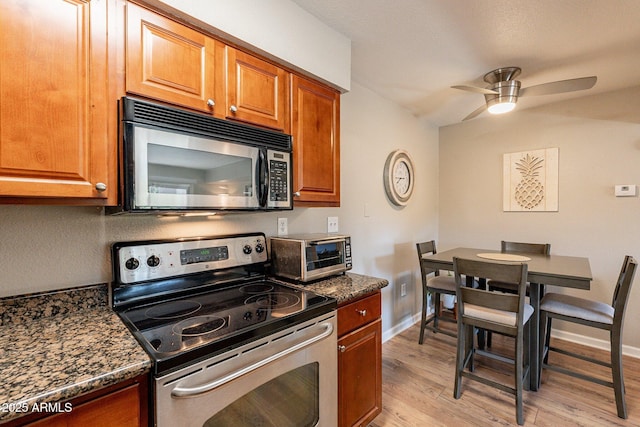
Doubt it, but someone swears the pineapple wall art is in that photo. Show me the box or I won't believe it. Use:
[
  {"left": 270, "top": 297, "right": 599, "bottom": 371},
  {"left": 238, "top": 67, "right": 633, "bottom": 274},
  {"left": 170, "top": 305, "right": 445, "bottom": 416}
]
[{"left": 503, "top": 148, "right": 558, "bottom": 212}]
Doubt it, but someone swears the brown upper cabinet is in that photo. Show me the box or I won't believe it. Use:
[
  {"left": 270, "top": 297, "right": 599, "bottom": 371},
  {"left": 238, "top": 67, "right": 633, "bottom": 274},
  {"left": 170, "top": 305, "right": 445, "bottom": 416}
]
[
  {"left": 0, "top": 0, "right": 116, "bottom": 203},
  {"left": 223, "top": 47, "right": 290, "bottom": 132},
  {"left": 291, "top": 75, "right": 341, "bottom": 206},
  {"left": 125, "top": 2, "right": 222, "bottom": 116}
]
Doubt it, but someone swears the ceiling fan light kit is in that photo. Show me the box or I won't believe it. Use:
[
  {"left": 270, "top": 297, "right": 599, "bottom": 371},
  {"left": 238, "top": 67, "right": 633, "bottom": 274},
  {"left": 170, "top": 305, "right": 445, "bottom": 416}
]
[{"left": 452, "top": 66, "right": 597, "bottom": 121}]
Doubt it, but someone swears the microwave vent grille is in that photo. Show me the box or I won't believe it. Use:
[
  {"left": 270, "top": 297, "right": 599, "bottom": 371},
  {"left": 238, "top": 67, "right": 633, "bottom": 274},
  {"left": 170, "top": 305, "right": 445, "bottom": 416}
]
[{"left": 123, "top": 97, "right": 291, "bottom": 151}]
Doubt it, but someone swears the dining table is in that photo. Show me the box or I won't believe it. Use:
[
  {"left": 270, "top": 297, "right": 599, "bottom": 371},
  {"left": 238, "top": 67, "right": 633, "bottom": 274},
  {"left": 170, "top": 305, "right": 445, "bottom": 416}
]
[{"left": 421, "top": 247, "right": 593, "bottom": 391}]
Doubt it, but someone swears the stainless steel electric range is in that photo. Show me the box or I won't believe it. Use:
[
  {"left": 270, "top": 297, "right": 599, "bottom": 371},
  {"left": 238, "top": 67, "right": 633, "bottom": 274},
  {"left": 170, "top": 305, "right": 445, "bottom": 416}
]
[{"left": 111, "top": 233, "right": 338, "bottom": 427}]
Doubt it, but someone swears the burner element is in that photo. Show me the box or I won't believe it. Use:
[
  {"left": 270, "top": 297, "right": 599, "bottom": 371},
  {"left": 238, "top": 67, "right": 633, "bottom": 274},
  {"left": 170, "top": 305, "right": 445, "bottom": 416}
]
[
  {"left": 239, "top": 283, "right": 275, "bottom": 294},
  {"left": 244, "top": 292, "right": 301, "bottom": 311},
  {"left": 145, "top": 300, "right": 202, "bottom": 319},
  {"left": 173, "top": 315, "right": 227, "bottom": 337}
]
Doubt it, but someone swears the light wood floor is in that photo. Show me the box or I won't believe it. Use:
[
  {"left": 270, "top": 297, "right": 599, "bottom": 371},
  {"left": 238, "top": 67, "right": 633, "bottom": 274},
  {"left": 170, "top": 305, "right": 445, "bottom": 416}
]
[{"left": 370, "top": 322, "right": 640, "bottom": 426}]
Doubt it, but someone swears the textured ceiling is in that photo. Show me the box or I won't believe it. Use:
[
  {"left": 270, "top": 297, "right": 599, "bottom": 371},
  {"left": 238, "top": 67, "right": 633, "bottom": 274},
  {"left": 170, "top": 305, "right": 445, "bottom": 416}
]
[{"left": 291, "top": 0, "right": 640, "bottom": 126}]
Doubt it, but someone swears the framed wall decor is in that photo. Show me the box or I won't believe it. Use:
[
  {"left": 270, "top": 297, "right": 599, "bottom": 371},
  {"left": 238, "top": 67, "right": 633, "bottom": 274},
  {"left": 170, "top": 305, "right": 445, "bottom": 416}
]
[{"left": 503, "top": 148, "right": 558, "bottom": 211}]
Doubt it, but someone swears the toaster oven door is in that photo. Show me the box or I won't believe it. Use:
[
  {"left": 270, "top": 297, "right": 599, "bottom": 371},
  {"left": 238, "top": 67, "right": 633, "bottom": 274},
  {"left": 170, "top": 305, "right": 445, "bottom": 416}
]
[{"left": 304, "top": 239, "right": 348, "bottom": 281}]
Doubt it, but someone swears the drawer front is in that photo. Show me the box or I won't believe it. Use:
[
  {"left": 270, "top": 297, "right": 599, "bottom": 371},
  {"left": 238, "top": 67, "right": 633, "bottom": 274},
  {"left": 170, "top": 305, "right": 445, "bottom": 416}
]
[{"left": 338, "top": 292, "right": 381, "bottom": 337}]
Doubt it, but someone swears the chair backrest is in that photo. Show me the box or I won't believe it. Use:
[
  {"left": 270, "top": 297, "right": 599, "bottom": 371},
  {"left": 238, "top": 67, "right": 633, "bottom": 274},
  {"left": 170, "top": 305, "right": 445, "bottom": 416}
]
[
  {"left": 453, "top": 257, "right": 528, "bottom": 334},
  {"left": 416, "top": 241, "right": 438, "bottom": 285},
  {"left": 502, "top": 240, "right": 551, "bottom": 255},
  {"left": 612, "top": 255, "right": 638, "bottom": 329}
]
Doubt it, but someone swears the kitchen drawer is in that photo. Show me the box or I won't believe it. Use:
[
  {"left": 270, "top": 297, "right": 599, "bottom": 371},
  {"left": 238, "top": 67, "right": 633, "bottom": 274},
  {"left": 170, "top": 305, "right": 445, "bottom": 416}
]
[{"left": 337, "top": 292, "right": 381, "bottom": 337}]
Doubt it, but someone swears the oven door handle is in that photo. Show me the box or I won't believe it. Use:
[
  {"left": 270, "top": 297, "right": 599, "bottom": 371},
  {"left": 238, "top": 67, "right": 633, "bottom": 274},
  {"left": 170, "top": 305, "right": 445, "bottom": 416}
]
[{"left": 170, "top": 322, "right": 334, "bottom": 398}]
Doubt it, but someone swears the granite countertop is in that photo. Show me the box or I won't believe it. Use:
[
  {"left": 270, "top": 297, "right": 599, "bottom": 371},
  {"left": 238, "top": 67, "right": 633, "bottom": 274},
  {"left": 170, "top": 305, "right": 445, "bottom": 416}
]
[
  {"left": 276, "top": 272, "right": 389, "bottom": 304},
  {"left": 0, "top": 285, "right": 151, "bottom": 423}
]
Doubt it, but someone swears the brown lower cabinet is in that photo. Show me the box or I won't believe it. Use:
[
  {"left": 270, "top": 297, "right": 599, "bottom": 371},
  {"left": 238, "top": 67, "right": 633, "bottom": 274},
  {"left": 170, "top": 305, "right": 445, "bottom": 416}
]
[
  {"left": 7, "top": 374, "right": 148, "bottom": 427},
  {"left": 338, "top": 291, "right": 382, "bottom": 427}
]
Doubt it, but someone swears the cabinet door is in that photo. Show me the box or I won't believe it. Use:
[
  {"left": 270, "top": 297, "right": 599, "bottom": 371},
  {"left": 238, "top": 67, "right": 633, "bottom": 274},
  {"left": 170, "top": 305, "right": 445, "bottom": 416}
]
[
  {"left": 225, "top": 47, "right": 290, "bottom": 132},
  {"left": 126, "top": 2, "right": 219, "bottom": 115},
  {"left": 0, "top": 0, "right": 113, "bottom": 201},
  {"left": 291, "top": 75, "right": 340, "bottom": 206},
  {"left": 338, "top": 319, "right": 382, "bottom": 427}
]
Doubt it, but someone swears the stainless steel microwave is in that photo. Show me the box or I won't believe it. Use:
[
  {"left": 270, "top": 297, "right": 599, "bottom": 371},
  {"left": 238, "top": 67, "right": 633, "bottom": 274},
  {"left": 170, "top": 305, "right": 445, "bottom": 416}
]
[
  {"left": 270, "top": 234, "right": 352, "bottom": 282},
  {"left": 109, "top": 97, "right": 293, "bottom": 214}
]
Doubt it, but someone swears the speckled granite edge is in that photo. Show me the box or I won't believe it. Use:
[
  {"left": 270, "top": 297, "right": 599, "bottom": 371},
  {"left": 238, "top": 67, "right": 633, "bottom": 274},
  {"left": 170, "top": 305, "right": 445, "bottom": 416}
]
[
  {"left": 0, "top": 284, "right": 108, "bottom": 327},
  {"left": 0, "top": 286, "right": 151, "bottom": 423},
  {"left": 275, "top": 272, "right": 389, "bottom": 304}
]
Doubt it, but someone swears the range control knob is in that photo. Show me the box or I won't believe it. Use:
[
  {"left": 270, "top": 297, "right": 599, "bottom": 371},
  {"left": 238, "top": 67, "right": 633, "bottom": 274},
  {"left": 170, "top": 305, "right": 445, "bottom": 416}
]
[
  {"left": 243, "top": 244, "right": 252, "bottom": 255},
  {"left": 124, "top": 258, "right": 139, "bottom": 270},
  {"left": 147, "top": 255, "right": 160, "bottom": 267},
  {"left": 243, "top": 311, "right": 252, "bottom": 321},
  {"left": 255, "top": 242, "right": 265, "bottom": 253}
]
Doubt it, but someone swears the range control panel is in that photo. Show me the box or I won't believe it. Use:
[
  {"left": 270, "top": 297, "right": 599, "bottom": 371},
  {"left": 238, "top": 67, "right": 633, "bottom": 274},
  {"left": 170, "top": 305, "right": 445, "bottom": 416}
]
[{"left": 113, "top": 233, "right": 267, "bottom": 284}]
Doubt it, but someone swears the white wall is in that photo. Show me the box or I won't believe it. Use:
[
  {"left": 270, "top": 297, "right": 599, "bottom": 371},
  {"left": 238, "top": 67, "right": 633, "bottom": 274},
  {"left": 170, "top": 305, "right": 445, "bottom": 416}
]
[
  {"left": 439, "top": 87, "right": 640, "bottom": 351},
  {"left": 0, "top": 82, "right": 438, "bottom": 341}
]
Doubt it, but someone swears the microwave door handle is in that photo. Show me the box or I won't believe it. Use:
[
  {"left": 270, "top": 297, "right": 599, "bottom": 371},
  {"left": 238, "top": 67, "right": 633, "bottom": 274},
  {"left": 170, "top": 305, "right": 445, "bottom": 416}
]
[{"left": 256, "top": 149, "right": 269, "bottom": 207}]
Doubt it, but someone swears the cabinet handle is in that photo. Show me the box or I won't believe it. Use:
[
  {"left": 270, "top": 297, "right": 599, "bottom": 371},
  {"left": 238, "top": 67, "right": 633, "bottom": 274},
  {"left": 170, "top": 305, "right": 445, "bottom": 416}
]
[
  {"left": 356, "top": 309, "right": 367, "bottom": 317},
  {"left": 230, "top": 105, "right": 238, "bottom": 113},
  {"left": 207, "top": 99, "right": 215, "bottom": 107},
  {"left": 338, "top": 345, "right": 346, "bottom": 353},
  {"left": 95, "top": 183, "right": 107, "bottom": 192}
]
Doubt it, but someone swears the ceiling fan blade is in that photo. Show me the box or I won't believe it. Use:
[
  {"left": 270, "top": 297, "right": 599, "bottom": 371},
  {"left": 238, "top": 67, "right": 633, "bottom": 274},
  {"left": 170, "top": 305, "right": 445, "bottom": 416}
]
[
  {"left": 519, "top": 76, "right": 597, "bottom": 97},
  {"left": 462, "top": 104, "right": 487, "bottom": 121},
  {"left": 451, "top": 85, "right": 499, "bottom": 95}
]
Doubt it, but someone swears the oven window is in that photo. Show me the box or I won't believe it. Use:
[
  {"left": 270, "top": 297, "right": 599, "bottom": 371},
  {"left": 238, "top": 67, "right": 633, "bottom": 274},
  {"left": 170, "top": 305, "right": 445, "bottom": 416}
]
[
  {"left": 306, "top": 243, "right": 343, "bottom": 271},
  {"left": 203, "top": 363, "right": 319, "bottom": 427}
]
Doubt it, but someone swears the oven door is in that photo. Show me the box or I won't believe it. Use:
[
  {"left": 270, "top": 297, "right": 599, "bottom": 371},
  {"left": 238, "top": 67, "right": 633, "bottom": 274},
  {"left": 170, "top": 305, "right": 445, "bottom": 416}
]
[
  {"left": 126, "top": 124, "right": 261, "bottom": 211},
  {"left": 155, "top": 313, "right": 337, "bottom": 427}
]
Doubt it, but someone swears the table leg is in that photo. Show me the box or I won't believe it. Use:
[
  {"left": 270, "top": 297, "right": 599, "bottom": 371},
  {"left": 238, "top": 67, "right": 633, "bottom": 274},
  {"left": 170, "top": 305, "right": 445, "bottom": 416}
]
[{"left": 529, "top": 283, "right": 545, "bottom": 391}]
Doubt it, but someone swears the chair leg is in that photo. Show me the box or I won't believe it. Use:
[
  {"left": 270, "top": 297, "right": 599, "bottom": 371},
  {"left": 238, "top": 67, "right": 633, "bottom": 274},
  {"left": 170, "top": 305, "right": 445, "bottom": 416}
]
[
  {"left": 453, "top": 302, "right": 458, "bottom": 320},
  {"left": 419, "top": 290, "right": 428, "bottom": 345},
  {"left": 611, "top": 329, "right": 628, "bottom": 419},
  {"left": 515, "top": 326, "right": 525, "bottom": 425},
  {"left": 453, "top": 319, "right": 465, "bottom": 399},
  {"left": 542, "top": 315, "right": 551, "bottom": 364},
  {"left": 434, "top": 293, "right": 442, "bottom": 331}
]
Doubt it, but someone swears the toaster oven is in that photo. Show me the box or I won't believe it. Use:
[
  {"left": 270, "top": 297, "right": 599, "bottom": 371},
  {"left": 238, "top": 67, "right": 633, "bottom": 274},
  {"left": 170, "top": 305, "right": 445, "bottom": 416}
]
[{"left": 270, "top": 234, "right": 352, "bottom": 282}]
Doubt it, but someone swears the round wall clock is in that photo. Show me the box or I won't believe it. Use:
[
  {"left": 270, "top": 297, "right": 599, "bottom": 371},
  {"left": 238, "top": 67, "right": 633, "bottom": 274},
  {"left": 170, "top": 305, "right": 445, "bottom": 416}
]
[{"left": 383, "top": 149, "right": 415, "bottom": 206}]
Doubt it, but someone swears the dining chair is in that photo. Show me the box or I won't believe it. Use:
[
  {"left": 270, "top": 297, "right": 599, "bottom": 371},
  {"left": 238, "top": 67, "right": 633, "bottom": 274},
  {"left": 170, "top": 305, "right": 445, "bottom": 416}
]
[
  {"left": 540, "top": 255, "right": 637, "bottom": 419},
  {"left": 486, "top": 240, "right": 551, "bottom": 347},
  {"left": 416, "top": 241, "right": 458, "bottom": 344},
  {"left": 453, "top": 257, "right": 532, "bottom": 426}
]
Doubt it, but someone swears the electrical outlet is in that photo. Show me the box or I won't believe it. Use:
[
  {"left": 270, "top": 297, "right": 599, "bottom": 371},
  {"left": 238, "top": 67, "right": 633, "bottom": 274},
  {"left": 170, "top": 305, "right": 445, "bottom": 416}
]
[
  {"left": 327, "top": 216, "right": 339, "bottom": 233},
  {"left": 277, "top": 218, "right": 288, "bottom": 236},
  {"left": 400, "top": 283, "right": 407, "bottom": 297}
]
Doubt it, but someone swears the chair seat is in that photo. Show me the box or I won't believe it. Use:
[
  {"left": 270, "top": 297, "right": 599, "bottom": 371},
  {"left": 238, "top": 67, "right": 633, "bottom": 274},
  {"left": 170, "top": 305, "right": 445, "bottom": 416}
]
[
  {"left": 540, "top": 293, "right": 614, "bottom": 325},
  {"left": 465, "top": 303, "right": 534, "bottom": 327},
  {"left": 427, "top": 275, "right": 457, "bottom": 292}
]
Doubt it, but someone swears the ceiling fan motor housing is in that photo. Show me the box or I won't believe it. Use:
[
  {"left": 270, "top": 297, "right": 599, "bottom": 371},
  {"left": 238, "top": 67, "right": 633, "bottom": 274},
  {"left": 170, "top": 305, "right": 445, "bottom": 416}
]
[{"left": 485, "top": 80, "right": 521, "bottom": 112}]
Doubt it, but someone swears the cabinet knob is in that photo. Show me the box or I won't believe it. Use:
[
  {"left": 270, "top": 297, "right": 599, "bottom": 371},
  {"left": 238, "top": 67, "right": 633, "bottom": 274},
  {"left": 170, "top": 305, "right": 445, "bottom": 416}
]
[
  {"left": 356, "top": 309, "right": 367, "bottom": 317},
  {"left": 294, "top": 191, "right": 301, "bottom": 197},
  {"left": 207, "top": 99, "right": 215, "bottom": 107},
  {"left": 230, "top": 105, "right": 238, "bottom": 113},
  {"left": 338, "top": 345, "right": 346, "bottom": 353},
  {"left": 95, "top": 183, "right": 107, "bottom": 192}
]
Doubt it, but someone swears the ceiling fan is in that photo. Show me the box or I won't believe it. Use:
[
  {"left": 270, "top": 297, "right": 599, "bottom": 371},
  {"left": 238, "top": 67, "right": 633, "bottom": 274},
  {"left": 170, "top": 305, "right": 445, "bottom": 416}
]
[{"left": 452, "top": 67, "right": 597, "bottom": 121}]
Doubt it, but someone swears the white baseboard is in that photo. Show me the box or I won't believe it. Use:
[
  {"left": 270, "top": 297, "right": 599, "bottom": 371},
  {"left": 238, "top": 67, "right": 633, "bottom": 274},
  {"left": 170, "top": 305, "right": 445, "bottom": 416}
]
[{"left": 384, "top": 317, "right": 640, "bottom": 360}]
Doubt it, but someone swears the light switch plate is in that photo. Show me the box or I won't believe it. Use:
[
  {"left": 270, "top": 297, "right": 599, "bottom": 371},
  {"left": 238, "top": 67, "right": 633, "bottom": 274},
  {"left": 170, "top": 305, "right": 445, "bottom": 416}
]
[
  {"left": 615, "top": 184, "right": 636, "bottom": 197},
  {"left": 277, "top": 218, "right": 288, "bottom": 235}
]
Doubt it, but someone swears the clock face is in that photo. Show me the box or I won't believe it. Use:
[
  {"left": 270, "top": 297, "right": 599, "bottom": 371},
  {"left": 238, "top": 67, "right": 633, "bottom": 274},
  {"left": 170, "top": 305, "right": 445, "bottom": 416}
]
[
  {"left": 383, "top": 150, "right": 415, "bottom": 206},
  {"left": 393, "top": 161, "right": 410, "bottom": 195}
]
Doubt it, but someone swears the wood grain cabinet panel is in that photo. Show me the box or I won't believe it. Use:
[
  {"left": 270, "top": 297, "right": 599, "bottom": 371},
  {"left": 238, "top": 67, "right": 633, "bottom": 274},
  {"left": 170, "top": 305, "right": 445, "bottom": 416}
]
[
  {"left": 0, "top": 0, "right": 115, "bottom": 202},
  {"left": 337, "top": 292, "right": 382, "bottom": 427},
  {"left": 291, "top": 75, "right": 340, "bottom": 206},
  {"left": 224, "top": 47, "right": 290, "bottom": 132},
  {"left": 126, "top": 2, "right": 220, "bottom": 116}
]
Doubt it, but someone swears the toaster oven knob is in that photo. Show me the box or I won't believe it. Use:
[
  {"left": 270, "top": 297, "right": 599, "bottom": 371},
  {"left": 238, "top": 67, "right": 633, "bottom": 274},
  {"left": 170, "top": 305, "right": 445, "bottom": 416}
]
[
  {"left": 124, "top": 258, "right": 139, "bottom": 270},
  {"left": 147, "top": 255, "right": 160, "bottom": 267},
  {"left": 255, "top": 242, "right": 265, "bottom": 253},
  {"left": 242, "top": 244, "right": 252, "bottom": 255}
]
